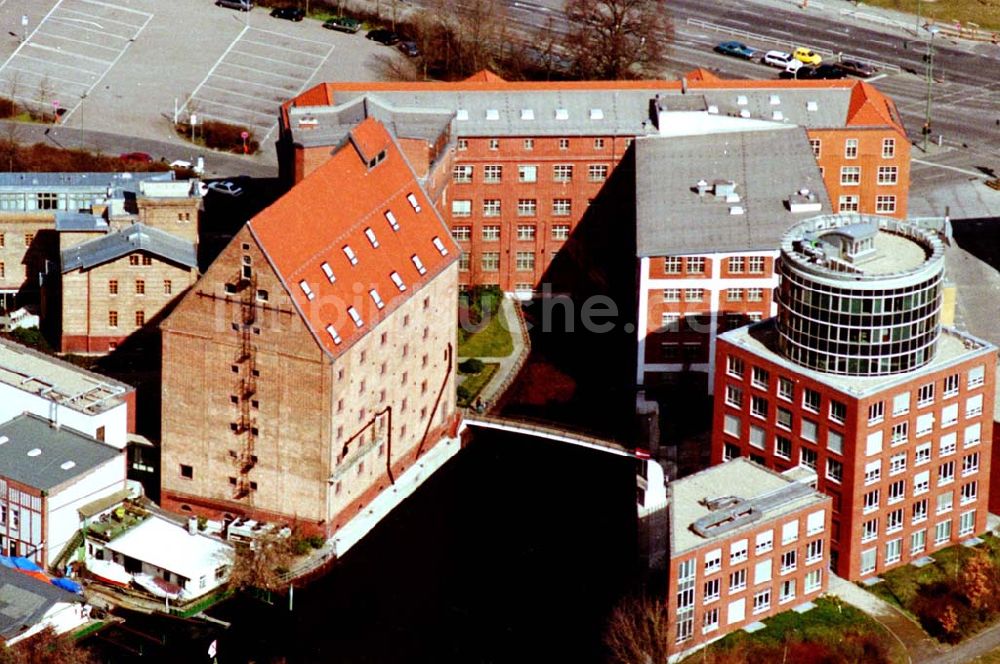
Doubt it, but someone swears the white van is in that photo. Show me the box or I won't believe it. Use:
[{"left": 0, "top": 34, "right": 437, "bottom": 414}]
[{"left": 763, "top": 50, "right": 795, "bottom": 68}]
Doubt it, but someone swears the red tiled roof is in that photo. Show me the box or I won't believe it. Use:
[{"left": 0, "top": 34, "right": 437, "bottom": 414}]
[
  {"left": 683, "top": 68, "right": 720, "bottom": 82},
  {"left": 845, "top": 81, "right": 905, "bottom": 133},
  {"left": 463, "top": 70, "right": 508, "bottom": 83},
  {"left": 349, "top": 119, "right": 391, "bottom": 164},
  {"left": 249, "top": 118, "right": 458, "bottom": 356}
]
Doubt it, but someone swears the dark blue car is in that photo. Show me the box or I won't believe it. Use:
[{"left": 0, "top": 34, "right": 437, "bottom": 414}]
[{"left": 714, "top": 41, "right": 757, "bottom": 59}]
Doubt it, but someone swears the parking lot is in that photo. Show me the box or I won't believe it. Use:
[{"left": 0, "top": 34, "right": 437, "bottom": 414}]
[{"left": 184, "top": 25, "right": 335, "bottom": 140}]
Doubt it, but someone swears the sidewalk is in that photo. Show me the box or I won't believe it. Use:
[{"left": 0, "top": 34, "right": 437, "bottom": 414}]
[
  {"left": 458, "top": 296, "right": 528, "bottom": 406},
  {"left": 828, "top": 572, "right": 944, "bottom": 663}
]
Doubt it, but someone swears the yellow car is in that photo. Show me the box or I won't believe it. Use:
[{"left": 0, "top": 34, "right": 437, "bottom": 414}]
[{"left": 793, "top": 47, "right": 823, "bottom": 65}]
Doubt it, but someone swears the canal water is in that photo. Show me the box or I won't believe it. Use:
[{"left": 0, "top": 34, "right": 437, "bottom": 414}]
[{"left": 85, "top": 429, "right": 638, "bottom": 663}]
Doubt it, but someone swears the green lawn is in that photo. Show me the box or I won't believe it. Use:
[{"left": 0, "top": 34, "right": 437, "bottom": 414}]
[
  {"left": 974, "top": 648, "right": 1000, "bottom": 664},
  {"left": 682, "top": 596, "right": 906, "bottom": 663},
  {"left": 458, "top": 309, "right": 513, "bottom": 358},
  {"left": 457, "top": 362, "right": 499, "bottom": 407},
  {"left": 860, "top": 0, "right": 1000, "bottom": 31}
]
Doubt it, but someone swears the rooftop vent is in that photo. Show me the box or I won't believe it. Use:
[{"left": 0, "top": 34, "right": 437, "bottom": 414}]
[
  {"left": 485, "top": 108, "right": 500, "bottom": 121},
  {"left": 729, "top": 205, "right": 745, "bottom": 215},
  {"left": 703, "top": 496, "right": 741, "bottom": 511},
  {"left": 788, "top": 190, "right": 822, "bottom": 213},
  {"left": 27, "top": 448, "right": 41, "bottom": 457},
  {"left": 456, "top": 109, "right": 469, "bottom": 121},
  {"left": 772, "top": 110, "right": 784, "bottom": 121},
  {"left": 713, "top": 180, "right": 737, "bottom": 198},
  {"left": 707, "top": 105, "right": 719, "bottom": 114},
  {"left": 590, "top": 108, "right": 604, "bottom": 120},
  {"left": 520, "top": 108, "right": 534, "bottom": 120},
  {"left": 555, "top": 108, "right": 569, "bottom": 120},
  {"left": 696, "top": 179, "right": 709, "bottom": 196},
  {"left": 61, "top": 461, "right": 76, "bottom": 470},
  {"left": 725, "top": 193, "right": 741, "bottom": 203},
  {"left": 806, "top": 100, "right": 819, "bottom": 112},
  {"left": 769, "top": 94, "right": 781, "bottom": 105},
  {"left": 297, "top": 116, "right": 319, "bottom": 128},
  {"left": 736, "top": 95, "right": 748, "bottom": 106},
  {"left": 739, "top": 109, "right": 751, "bottom": 118},
  {"left": 0, "top": 436, "right": 7, "bottom": 445}
]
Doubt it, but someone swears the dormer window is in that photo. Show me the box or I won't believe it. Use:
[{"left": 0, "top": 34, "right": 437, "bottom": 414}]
[
  {"left": 411, "top": 254, "right": 427, "bottom": 275},
  {"left": 485, "top": 109, "right": 499, "bottom": 120},
  {"left": 590, "top": 108, "right": 604, "bottom": 120},
  {"left": 321, "top": 262, "right": 335, "bottom": 283},
  {"left": 325, "top": 324, "right": 342, "bottom": 345},
  {"left": 520, "top": 109, "right": 534, "bottom": 120},
  {"left": 432, "top": 236, "right": 448, "bottom": 256},
  {"left": 385, "top": 210, "right": 399, "bottom": 231},
  {"left": 347, "top": 307, "right": 363, "bottom": 328},
  {"left": 770, "top": 95, "right": 781, "bottom": 105},
  {"left": 555, "top": 108, "right": 569, "bottom": 120},
  {"left": 365, "top": 227, "right": 379, "bottom": 248},
  {"left": 343, "top": 245, "right": 358, "bottom": 265},
  {"left": 370, "top": 289, "right": 385, "bottom": 309},
  {"left": 390, "top": 271, "right": 406, "bottom": 291},
  {"left": 407, "top": 193, "right": 421, "bottom": 213},
  {"left": 299, "top": 280, "right": 315, "bottom": 300},
  {"left": 737, "top": 95, "right": 748, "bottom": 106},
  {"left": 456, "top": 109, "right": 469, "bottom": 121}
]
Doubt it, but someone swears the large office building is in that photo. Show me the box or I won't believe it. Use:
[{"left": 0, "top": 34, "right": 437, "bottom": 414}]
[{"left": 711, "top": 215, "right": 996, "bottom": 580}]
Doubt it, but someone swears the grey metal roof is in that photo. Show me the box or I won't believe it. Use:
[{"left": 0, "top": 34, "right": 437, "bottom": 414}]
[
  {"left": 293, "top": 97, "right": 453, "bottom": 149},
  {"left": 0, "top": 171, "right": 174, "bottom": 193},
  {"left": 698, "top": 88, "right": 851, "bottom": 129},
  {"left": 54, "top": 211, "right": 109, "bottom": 232},
  {"left": 61, "top": 223, "right": 197, "bottom": 273},
  {"left": 634, "top": 127, "right": 831, "bottom": 256},
  {"left": 0, "top": 413, "right": 121, "bottom": 492},
  {"left": 0, "top": 565, "right": 80, "bottom": 641}
]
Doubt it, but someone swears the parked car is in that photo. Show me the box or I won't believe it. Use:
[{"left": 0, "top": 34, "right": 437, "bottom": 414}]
[
  {"left": 322, "top": 17, "right": 361, "bottom": 33},
  {"left": 366, "top": 29, "right": 400, "bottom": 46},
  {"left": 781, "top": 63, "right": 845, "bottom": 80},
  {"left": 206, "top": 181, "right": 244, "bottom": 197},
  {"left": 216, "top": 0, "right": 253, "bottom": 11},
  {"left": 713, "top": 41, "right": 757, "bottom": 59},
  {"left": 397, "top": 40, "right": 420, "bottom": 57},
  {"left": 270, "top": 7, "right": 304, "bottom": 21},
  {"left": 833, "top": 59, "right": 877, "bottom": 78},
  {"left": 763, "top": 50, "right": 796, "bottom": 68},
  {"left": 792, "top": 47, "right": 823, "bottom": 65},
  {"left": 119, "top": 152, "right": 153, "bottom": 163}
]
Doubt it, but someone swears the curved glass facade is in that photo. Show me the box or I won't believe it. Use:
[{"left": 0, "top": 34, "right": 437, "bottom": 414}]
[{"left": 776, "top": 216, "right": 945, "bottom": 377}]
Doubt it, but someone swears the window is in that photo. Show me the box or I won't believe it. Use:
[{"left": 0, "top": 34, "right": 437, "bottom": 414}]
[
  {"left": 943, "top": 373, "right": 960, "bottom": 398},
  {"left": 701, "top": 579, "right": 721, "bottom": 610},
  {"left": 886, "top": 538, "right": 902, "bottom": 564},
  {"left": 727, "top": 355, "right": 744, "bottom": 378},
  {"left": 730, "top": 539, "right": 748, "bottom": 564},
  {"left": 594, "top": 138, "right": 605, "bottom": 149},
  {"left": 750, "top": 396, "right": 768, "bottom": 419},
  {"left": 552, "top": 199, "right": 571, "bottom": 216},
  {"left": 779, "top": 579, "right": 796, "bottom": 605},
  {"left": 942, "top": 403, "right": 959, "bottom": 428},
  {"left": 936, "top": 491, "right": 953, "bottom": 515},
  {"left": 827, "top": 430, "right": 843, "bottom": 455},
  {"left": 891, "top": 422, "right": 908, "bottom": 446},
  {"left": 802, "top": 388, "right": 820, "bottom": 413},
  {"left": 778, "top": 377, "right": 794, "bottom": 401},
  {"left": 781, "top": 550, "right": 797, "bottom": 575},
  {"left": 129, "top": 255, "right": 140, "bottom": 266},
  {"left": 806, "top": 510, "right": 824, "bottom": 535},
  {"left": 968, "top": 365, "right": 985, "bottom": 388},
  {"left": 451, "top": 226, "right": 473, "bottom": 242},
  {"left": 912, "top": 498, "right": 928, "bottom": 524},
  {"left": 838, "top": 195, "right": 859, "bottom": 212},
  {"left": 522, "top": 139, "right": 533, "bottom": 150},
  {"left": 882, "top": 138, "right": 896, "bottom": 158},
  {"left": 452, "top": 200, "right": 472, "bottom": 217},
  {"left": 518, "top": 165, "right": 537, "bottom": 182},
  {"left": 488, "top": 138, "right": 499, "bottom": 150},
  {"left": 845, "top": 138, "right": 858, "bottom": 158},
  {"left": 959, "top": 510, "right": 976, "bottom": 537},
  {"left": 860, "top": 547, "right": 877, "bottom": 575},
  {"left": 876, "top": 195, "right": 896, "bottom": 213},
  {"left": 727, "top": 598, "right": 745, "bottom": 625},
  {"left": 878, "top": 166, "right": 898, "bottom": 185},
  {"left": 588, "top": 164, "right": 608, "bottom": 181},
  {"left": 966, "top": 394, "right": 984, "bottom": 418},
  {"left": 142, "top": 255, "right": 152, "bottom": 266},
  {"left": 727, "top": 257, "right": 745, "bottom": 273},
  {"left": 750, "top": 366, "right": 769, "bottom": 390},
  {"left": 164, "top": 280, "right": 173, "bottom": 295},
  {"left": 781, "top": 520, "right": 798, "bottom": 545},
  {"left": 801, "top": 418, "right": 817, "bottom": 442},
  {"left": 725, "top": 385, "right": 743, "bottom": 409},
  {"left": 704, "top": 548, "right": 722, "bottom": 574},
  {"left": 180, "top": 464, "right": 193, "bottom": 479},
  {"left": 911, "top": 529, "right": 926, "bottom": 555},
  {"left": 551, "top": 224, "right": 570, "bottom": 241},
  {"left": 663, "top": 257, "right": 682, "bottom": 274},
  {"left": 826, "top": 458, "right": 843, "bottom": 483},
  {"left": 776, "top": 407, "right": 792, "bottom": 431},
  {"left": 453, "top": 165, "right": 473, "bottom": 183},
  {"left": 800, "top": 447, "right": 817, "bottom": 470},
  {"left": 726, "top": 288, "right": 743, "bottom": 302},
  {"left": 662, "top": 288, "right": 681, "bottom": 302},
  {"left": 108, "top": 311, "right": 118, "bottom": 327},
  {"left": 914, "top": 470, "right": 930, "bottom": 495},
  {"left": 109, "top": 279, "right": 118, "bottom": 295},
  {"left": 135, "top": 311, "right": 145, "bottom": 326},
  {"left": 887, "top": 508, "right": 904, "bottom": 533},
  {"left": 889, "top": 453, "right": 907, "bottom": 476},
  {"left": 553, "top": 164, "right": 573, "bottom": 182},
  {"left": 962, "top": 452, "right": 980, "bottom": 477},
  {"left": 935, "top": 519, "right": 952, "bottom": 545},
  {"left": 729, "top": 568, "right": 746, "bottom": 593},
  {"left": 558, "top": 138, "right": 569, "bottom": 150},
  {"left": 702, "top": 607, "right": 719, "bottom": 634},
  {"left": 805, "top": 539, "right": 823, "bottom": 565},
  {"left": 483, "top": 164, "right": 502, "bottom": 183},
  {"left": 752, "top": 589, "right": 771, "bottom": 615},
  {"left": 515, "top": 251, "right": 535, "bottom": 271},
  {"left": 748, "top": 256, "right": 765, "bottom": 274},
  {"left": 458, "top": 253, "right": 470, "bottom": 271},
  {"left": 961, "top": 481, "right": 978, "bottom": 506},
  {"left": 775, "top": 436, "right": 792, "bottom": 460},
  {"left": 483, "top": 199, "right": 501, "bottom": 216},
  {"left": 862, "top": 518, "right": 878, "bottom": 542},
  {"left": 864, "top": 460, "right": 881, "bottom": 485},
  {"left": 661, "top": 313, "right": 680, "bottom": 331},
  {"left": 481, "top": 252, "right": 500, "bottom": 271},
  {"left": 482, "top": 225, "right": 501, "bottom": 241},
  {"left": 723, "top": 414, "right": 741, "bottom": 439},
  {"left": 826, "top": 400, "right": 846, "bottom": 425},
  {"left": 684, "top": 288, "right": 703, "bottom": 302},
  {"left": 755, "top": 530, "right": 773, "bottom": 555},
  {"left": 754, "top": 559, "right": 772, "bottom": 586},
  {"left": 940, "top": 432, "right": 957, "bottom": 456},
  {"left": 916, "top": 442, "right": 931, "bottom": 465},
  {"left": 516, "top": 199, "right": 537, "bottom": 217},
  {"left": 965, "top": 423, "right": 982, "bottom": 448},
  {"left": 863, "top": 489, "right": 880, "bottom": 514},
  {"left": 687, "top": 257, "right": 705, "bottom": 273},
  {"left": 868, "top": 401, "right": 884, "bottom": 425},
  {"left": 841, "top": 166, "right": 860, "bottom": 184},
  {"left": 675, "top": 558, "right": 696, "bottom": 644},
  {"left": 809, "top": 138, "right": 821, "bottom": 157},
  {"left": 133, "top": 279, "right": 145, "bottom": 295},
  {"left": 938, "top": 460, "right": 955, "bottom": 486},
  {"left": 804, "top": 569, "right": 822, "bottom": 593}
]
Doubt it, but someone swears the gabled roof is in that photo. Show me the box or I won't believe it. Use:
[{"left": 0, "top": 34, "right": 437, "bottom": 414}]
[
  {"left": 463, "top": 69, "right": 508, "bottom": 83},
  {"left": 250, "top": 118, "right": 459, "bottom": 357},
  {"left": 846, "top": 81, "right": 905, "bottom": 133},
  {"left": 0, "top": 565, "right": 79, "bottom": 641},
  {"left": 683, "top": 67, "right": 720, "bottom": 82},
  {"left": 60, "top": 223, "right": 197, "bottom": 273}
]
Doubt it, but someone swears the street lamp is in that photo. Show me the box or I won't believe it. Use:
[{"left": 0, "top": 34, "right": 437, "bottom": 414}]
[{"left": 922, "top": 25, "right": 940, "bottom": 152}]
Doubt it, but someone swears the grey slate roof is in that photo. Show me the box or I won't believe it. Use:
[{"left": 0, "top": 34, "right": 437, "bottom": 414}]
[
  {"left": 61, "top": 223, "right": 197, "bottom": 273},
  {"left": 294, "top": 97, "right": 454, "bottom": 149},
  {"left": 0, "top": 171, "right": 173, "bottom": 193},
  {"left": 54, "top": 212, "right": 109, "bottom": 232},
  {"left": 634, "top": 127, "right": 831, "bottom": 257},
  {"left": 0, "top": 565, "right": 79, "bottom": 641},
  {"left": 0, "top": 413, "right": 121, "bottom": 492}
]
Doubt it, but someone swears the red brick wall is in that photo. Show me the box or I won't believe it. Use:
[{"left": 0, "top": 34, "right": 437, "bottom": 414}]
[{"left": 808, "top": 128, "right": 910, "bottom": 218}]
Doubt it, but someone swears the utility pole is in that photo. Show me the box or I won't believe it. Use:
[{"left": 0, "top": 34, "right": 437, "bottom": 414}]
[
  {"left": 922, "top": 26, "right": 940, "bottom": 152},
  {"left": 916, "top": 0, "right": 922, "bottom": 33}
]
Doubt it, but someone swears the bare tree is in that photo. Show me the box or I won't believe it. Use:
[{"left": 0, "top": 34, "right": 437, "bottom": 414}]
[
  {"left": 0, "top": 626, "right": 98, "bottom": 664},
  {"left": 604, "top": 594, "right": 671, "bottom": 664},
  {"left": 564, "top": 0, "right": 673, "bottom": 80},
  {"left": 227, "top": 533, "right": 292, "bottom": 594},
  {"left": 36, "top": 74, "right": 54, "bottom": 122},
  {"left": 371, "top": 52, "right": 419, "bottom": 82}
]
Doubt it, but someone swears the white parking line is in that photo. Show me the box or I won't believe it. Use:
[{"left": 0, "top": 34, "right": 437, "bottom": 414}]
[
  {"left": 62, "top": 6, "right": 141, "bottom": 28},
  {"left": 180, "top": 25, "right": 250, "bottom": 119},
  {"left": 46, "top": 17, "right": 129, "bottom": 38},
  {"left": 228, "top": 50, "right": 317, "bottom": 69},
  {"left": 210, "top": 73, "right": 296, "bottom": 94},
  {"left": 0, "top": 0, "right": 67, "bottom": 74},
  {"left": 76, "top": 0, "right": 149, "bottom": 16},
  {"left": 218, "top": 62, "right": 305, "bottom": 82},
  {"left": 16, "top": 53, "right": 99, "bottom": 74},
  {"left": 27, "top": 42, "right": 111, "bottom": 65},
  {"left": 201, "top": 84, "right": 285, "bottom": 104},
  {"left": 239, "top": 38, "right": 328, "bottom": 58},
  {"left": 4, "top": 65, "right": 92, "bottom": 88},
  {"left": 249, "top": 26, "right": 333, "bottom": 48},
  {"left": 35, "top": 32, "right": 121, "bottom": 52}
]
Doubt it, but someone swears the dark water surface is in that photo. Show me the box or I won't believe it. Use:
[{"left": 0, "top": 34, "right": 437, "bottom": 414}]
[{"left": 85, "top": 430, "right": 638, "bottom": 663}]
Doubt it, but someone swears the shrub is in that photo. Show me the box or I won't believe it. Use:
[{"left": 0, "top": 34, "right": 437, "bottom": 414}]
[
  {"left": 197, "top": 515, "right": 208, "bottom": 531},
  {"left": 176, "top": 120, "right": 259, "bottom": 154},
  {"left": 291, "top": 538, "right": 312, "bottom": 556},
  {"left": 4, "top": 327, "right": 50, "bottom": 352},
  {"left": 456, "top": 385, "right": 472, "bottom": 403},
  {"left": 306, "top": 535, "right": 325, "bottom": 549},
  {"left": 459, "top": 358, "right": 484, "bottom": 374}
]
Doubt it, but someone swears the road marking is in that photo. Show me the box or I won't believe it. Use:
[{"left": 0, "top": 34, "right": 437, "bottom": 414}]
[
  {"left": 210, "top": 73, "right": 297, "bottom": 94},
  {"left": 27, "top": 42, "right": 111, "bottom": 65},
  {"left": 911, "top": 159, "right": 992, "bottom": 179},
  {"left": 4, "top": 65, "right": 93, "bottom": 87},
  {"left": 248, "top": 26, "right": 334, "bottom": 48},
  {"left": 47, "top": 17, "right": 131, "bottom": 38},
  {"left": 240, "top": 38, "right": 329, "bottom": 58},
  {"left": 51, "top": 13, "right": 104, "bottom": 29},
  {"left": 62, "top": 6, "right": 142, "bottom": 29},
  {"left": 229, "top": 49, "right": 316, "bottom": 69},
  {"left": 179, "top": 24, "right": 250, "bottom": 120},
  {"left": 217, "top": 61, "right": 305, "bottom": 83},
  {"left": 34, "top": 32, "right": 121, "bottom": 53},
  {"left": 76, "top": 0, "right": 150, "bottom": 17},
  {"left": 866, "top": 74, "right": 888, "bottom": 82},
  {"left": 201, "top": 83, "right": 286, "bottom": 105},
  {"left": 0, "top": 0, "right": 67, "bottom": 75},
  {"left": 17, "top": 52, "right": 100, "bottom": 74}
]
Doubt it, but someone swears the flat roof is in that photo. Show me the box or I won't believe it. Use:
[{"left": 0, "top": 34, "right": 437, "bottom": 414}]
[
  {"left": 721, "top": 320, "right": 997, "bottom": 397},
  {"left": 105, "top": 516, "right": 231, "bottom": 581},
  {"left": 0, "top": 338, "right": 132, "bottom": 415},
  {"left": 0, "top": 414, "right": 121, "bottom": 491},
  {"left": 635, "top": 127, "right": 830, "bottom": 256},
  {"left": 862, "top": 232, "right": 928, "bottom": 273},
  {"left": 669, "top": 457, "right": 827, "bottom": 555}
]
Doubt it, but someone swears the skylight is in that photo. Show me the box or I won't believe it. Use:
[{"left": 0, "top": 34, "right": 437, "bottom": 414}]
[
  {"left": 411, "top": 254, "right": 427, "bottom": 275},
  {"left": 385, "top": 210, "right": 399, "bottom": 231},
  {"left": 770, "top": 94, "right": 781, "bottom": 105},
  {"left": 61, "top": 461, "right": 76, "bottom": 470},
  {"left": 321, "top": 262, "right": 335, "bottom": 283},
  {"left": 370, "top": 289, "right": 385, "bottom": 309},
  {"left": 407, "top": 193, "right": 421, "bottom": 213},
  {"left": 456, "top": 109, "right": 469, "bottom": 121},
  {"left": 485, "top": 109, "right": 500, "bottom": 120},
  {"left": 555, "top": 108, "right": 569, "bottom": 120},
  {"left": 737, "top": 95, "right": 748, "bottom": 106},
  {"left": 365, "top": 227, "right": 379, "bottom": 248},
  {"left": 521, "top": 109, "right": 534, "bottom": 120},
  {"left": 589, "top": 108, "right": 604, "bottom": 120},
  {"left": 325, "top": 324, "right": 342, "bottom": 345},
  {"left": 390, "top": 271, "right": 406, "bottom": 291},
  {"left": 299, "top": 280, "right": 315, "bottom": 300},
  {"left": 347, "top": 307, "right": 363, "bottom": 328},
  {"left": 432, "top": 236, "right": 448, "bottom": 256},
  {"left": 343, "top": 245, "right": 358, "bottom": 265},
  {"left": 807, "top": 100, "right": 818, "bottom": 112}
]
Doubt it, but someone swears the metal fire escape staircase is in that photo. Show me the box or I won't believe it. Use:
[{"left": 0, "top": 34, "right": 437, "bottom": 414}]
[{"left": 231, "top": 270, "right": 258, "bottom": 501}]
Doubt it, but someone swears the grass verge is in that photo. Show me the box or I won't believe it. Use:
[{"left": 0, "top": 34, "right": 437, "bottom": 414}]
[
  {"left": 458, "top": 308, "right": 513, "bottom": 358},
  {"left": 860, "top": 0, "right": 1000, "bottom": 31},
  {"left": 457, "top": 362, "right": 499, "bottom": 407}
]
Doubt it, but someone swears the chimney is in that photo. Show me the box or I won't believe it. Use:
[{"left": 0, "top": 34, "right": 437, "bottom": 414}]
[
  {"left": 681, "top": 77, "right": 688, "bottom": 94},
  {"left": 188, "top": 516, "right": 198, "bottom": 535},
  {"left": 696, "top": 179, "right": 709, "bottom": 196}
]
